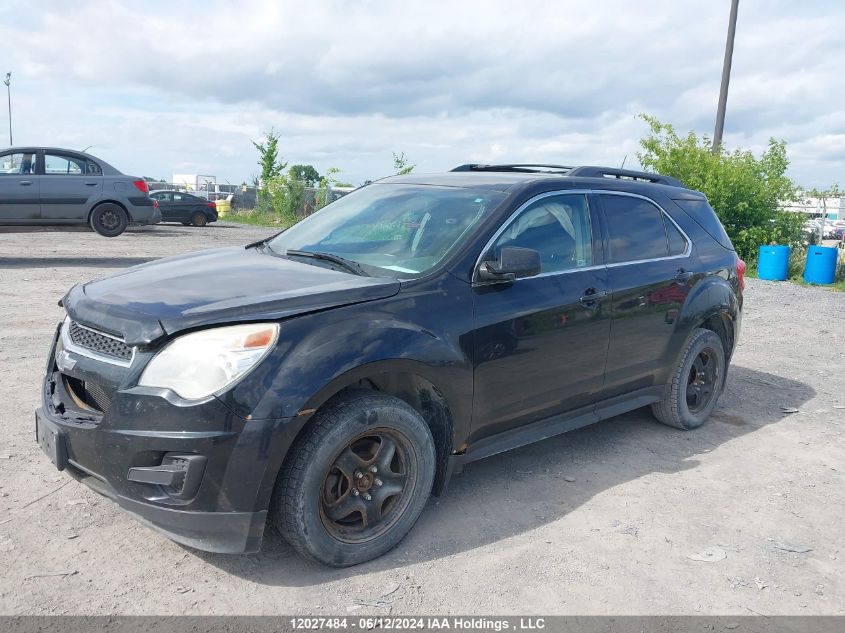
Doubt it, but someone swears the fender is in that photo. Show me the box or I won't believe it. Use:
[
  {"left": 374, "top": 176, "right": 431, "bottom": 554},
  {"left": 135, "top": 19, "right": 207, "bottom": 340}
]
[
  {"left": 217, "top": 275, "right": 475, "bottom": 508},
  {"left": 672, "top": 272, "right": 740, "bottom": 366}
]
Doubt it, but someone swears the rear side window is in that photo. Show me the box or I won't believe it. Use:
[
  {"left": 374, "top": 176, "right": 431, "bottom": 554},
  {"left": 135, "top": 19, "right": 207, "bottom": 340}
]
[
  {"left": 673, "top": 198, "right": 734, "bottom": 250},
  {"left": 44, "top": 153, "right": 86, "bottom": 175},
  {"left": 601, "top": 194, "right": 669, "bottom": 263}
]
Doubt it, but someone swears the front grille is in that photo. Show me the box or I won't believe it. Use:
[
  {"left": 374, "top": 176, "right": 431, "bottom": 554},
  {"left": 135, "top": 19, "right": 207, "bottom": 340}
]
[
  {"left": 65, "top": 376, "right": 113, "bottom": 413},
  {"left": 68, "top": 321, "right": 133, "bottom": 362}
]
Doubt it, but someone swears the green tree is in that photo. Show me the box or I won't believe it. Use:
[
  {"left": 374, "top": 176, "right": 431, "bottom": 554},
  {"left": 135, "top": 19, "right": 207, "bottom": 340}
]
[
  {"left": 252, "top": 128, "right": 287, "bottom": 185},
  {"left": 315, "top": 167, "right": 341, "bottom": 210},
  {"left": 289, "top": 164, "right": 321, "bottom": 186},
  {"left": 637, "top": 114, "right": 804, "bottom": 264},
  {"left": 264, "top": 167, "right": 305, "bottom": 225},
  {"left": 392, "top": 151, "right": 415, "bottom": 175}
]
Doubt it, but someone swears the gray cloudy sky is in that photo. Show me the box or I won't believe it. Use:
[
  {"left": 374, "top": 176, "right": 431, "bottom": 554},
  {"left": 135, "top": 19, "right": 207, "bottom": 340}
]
[{"left": 1, "top": 0, "right": 842, "bottom": 187}]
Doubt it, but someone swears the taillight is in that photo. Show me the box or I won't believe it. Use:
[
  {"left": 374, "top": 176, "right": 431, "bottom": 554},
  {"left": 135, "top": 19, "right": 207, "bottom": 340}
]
[
  {"left": 736, "top": 258, "right": 746, "bottom": 292},
  {"left": 206, "top": 202, "right": 216, "bottom": 209},
  {"left": 133, "top": 179, "right": 149, "bottom": 194}
]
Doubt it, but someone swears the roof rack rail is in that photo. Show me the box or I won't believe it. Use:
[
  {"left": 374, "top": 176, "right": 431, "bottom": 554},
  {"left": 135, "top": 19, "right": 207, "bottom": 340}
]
[
  {"left": 451, "top": 163, "right": 573, "bottom": 174},
  {"left": 566, "top": 166, "right": 685, "bottom": 188}
]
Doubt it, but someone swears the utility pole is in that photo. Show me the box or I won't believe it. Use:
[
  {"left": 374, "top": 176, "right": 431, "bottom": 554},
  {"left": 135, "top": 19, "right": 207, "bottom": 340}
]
[
  {"left": 712, "top": 0, "right": 739, "bottom": 153},
  {"left": 3, "top": 73, "right": 11, "bottom": 146}
]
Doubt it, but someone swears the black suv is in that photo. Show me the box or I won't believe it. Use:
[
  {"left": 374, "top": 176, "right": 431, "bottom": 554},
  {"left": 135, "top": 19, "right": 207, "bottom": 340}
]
[{"left": 35, "top": 164, "right": 744, "bottom": 566}]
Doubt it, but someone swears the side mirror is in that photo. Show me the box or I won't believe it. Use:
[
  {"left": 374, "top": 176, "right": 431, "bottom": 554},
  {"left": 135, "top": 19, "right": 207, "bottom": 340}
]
[{"left": 477, "top": 246, "right": 541, "bottom": 283}]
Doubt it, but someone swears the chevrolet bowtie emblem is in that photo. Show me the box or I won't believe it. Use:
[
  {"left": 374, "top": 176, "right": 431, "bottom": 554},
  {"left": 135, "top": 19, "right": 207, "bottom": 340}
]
[{"left": 56, "top": 350, "right": 77, "bottom": 372}]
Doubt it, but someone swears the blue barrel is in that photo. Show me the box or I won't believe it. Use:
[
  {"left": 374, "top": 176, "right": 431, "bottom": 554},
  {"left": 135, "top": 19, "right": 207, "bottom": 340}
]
[
  {"left": 803, "top": 246, "right": 839, "bottom": 284},
  {"left": 758, "top": 245, "right": 790, "bottom": 280}
]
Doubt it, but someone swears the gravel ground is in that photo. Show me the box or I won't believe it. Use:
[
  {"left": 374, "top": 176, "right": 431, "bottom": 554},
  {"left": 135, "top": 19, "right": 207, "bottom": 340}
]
[{"left": 0, "top": 223, "right": 843, "bottom": 615}]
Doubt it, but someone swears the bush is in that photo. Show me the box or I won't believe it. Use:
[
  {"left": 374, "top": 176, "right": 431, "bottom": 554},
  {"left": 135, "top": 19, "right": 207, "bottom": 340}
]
[
  {"left": 638, "top": 115, "right": 805, "bottom": 265},
  {"left": 263, "top": 169, "right": 306, "bottom": 225}
]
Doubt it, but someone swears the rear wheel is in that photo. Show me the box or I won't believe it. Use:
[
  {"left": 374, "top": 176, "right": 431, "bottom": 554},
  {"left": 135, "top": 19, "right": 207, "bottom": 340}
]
[
  {"left": 273, "top": 391, "right": 435, "bottom": 567},
  {"left": 651, "top": 328, "right": 726, "bottom": 430},
  {"left": 191, "top": 212, "right": 208, "bottom": 227},
  {"left": 89, "top": 203, "right": 128, "bottom": 237}
]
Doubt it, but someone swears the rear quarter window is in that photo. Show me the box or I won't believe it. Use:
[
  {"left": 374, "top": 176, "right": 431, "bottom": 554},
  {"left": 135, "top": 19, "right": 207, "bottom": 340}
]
[{"left": 673, "top": 198, "right": 734, "bottom": 251}]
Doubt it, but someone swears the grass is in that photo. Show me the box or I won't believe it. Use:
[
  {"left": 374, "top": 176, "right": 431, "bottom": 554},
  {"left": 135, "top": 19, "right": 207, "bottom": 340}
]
[
  {"left": 222, "top": 209, "right": 294, "bottom": 228},
  {"left": 787, "top": 276, "right": 845, "bottom": 292},
  {"left": 747, "top": 266, "right": 845, "bottom": 292}
]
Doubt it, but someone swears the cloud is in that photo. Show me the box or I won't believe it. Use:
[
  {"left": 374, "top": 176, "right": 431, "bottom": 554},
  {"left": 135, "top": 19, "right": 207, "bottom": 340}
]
[{"left": 0, "top": 0, "right": 843, "bottom": 187}]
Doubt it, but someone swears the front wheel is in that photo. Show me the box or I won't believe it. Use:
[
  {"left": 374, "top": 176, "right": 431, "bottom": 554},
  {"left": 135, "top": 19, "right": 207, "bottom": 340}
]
[
  {"left": 651, "top": 328, "right": 726, "bottom": 430},
  {"left": 89, "top": 204, "right": 128, "bottom": 237},
  {"left": 273, "top": 391, "right": 435, "bottom": 567}
]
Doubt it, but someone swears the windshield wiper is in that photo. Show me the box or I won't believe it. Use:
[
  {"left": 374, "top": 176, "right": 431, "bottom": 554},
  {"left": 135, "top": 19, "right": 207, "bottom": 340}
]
[{"left": 284, "top": 249, "right": 369, "bottom": 276}]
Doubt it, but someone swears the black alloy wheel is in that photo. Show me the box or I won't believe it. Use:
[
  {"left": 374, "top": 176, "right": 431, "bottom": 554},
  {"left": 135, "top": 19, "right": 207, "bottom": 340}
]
[
  {"left": 320, "top": 430, "right": 414, "bottom": 543},
  {"left": 273, "top": 391, "right": 435, "bottom": 566},
  {"left": 651, "top": 328, "right": 726, "bottom": 430},
  {"left": 686, "top": 348, "right": 720, "bottom": 415}
]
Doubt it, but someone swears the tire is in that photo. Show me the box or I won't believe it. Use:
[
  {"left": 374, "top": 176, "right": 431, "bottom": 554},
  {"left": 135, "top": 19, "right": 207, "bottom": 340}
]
[
  {"left": 191, "top": 212, "right": 208, "bottom": 227},
  {"left": 89, "top": 203, "right": 128, "bottom": 237},
  {"left": 273, "top": 391, "right": 436, "bottom": 567},
  {"left": 651, "top": 328, "right": 726, "bottom": 430}
]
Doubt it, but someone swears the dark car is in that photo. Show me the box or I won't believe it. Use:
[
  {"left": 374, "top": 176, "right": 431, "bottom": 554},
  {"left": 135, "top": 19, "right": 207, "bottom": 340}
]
[
  {"left": 149, "top": 190, "right": 218, "bottom": 226},
  {"left": 35, "top": 164, "right": 744, "bottom": 566},
  {"left": 0, "top": 147, "right": 160, "bottom": 236}
]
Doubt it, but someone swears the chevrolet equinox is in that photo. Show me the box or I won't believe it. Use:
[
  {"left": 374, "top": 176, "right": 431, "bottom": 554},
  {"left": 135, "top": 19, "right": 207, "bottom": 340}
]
[{"left": 36, "top": 164, "right": 744, "bottom": 566}]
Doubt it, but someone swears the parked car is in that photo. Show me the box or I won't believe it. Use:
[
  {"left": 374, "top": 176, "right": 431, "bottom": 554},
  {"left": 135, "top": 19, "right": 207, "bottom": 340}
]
[
  {"left": 35, "top": 164, "right": 743, "bottom": 566},
  {"left": 149, "top": 190, "right": 218, "bottom": 226},
  {"left": 0, "top": 147, "right": 160, "bottom": 237}
]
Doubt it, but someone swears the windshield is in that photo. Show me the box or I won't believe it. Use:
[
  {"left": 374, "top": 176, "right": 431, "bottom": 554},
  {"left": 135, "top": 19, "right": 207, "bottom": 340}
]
[{"left": 267, "top": 184, "right": 505, "bottom": 278}]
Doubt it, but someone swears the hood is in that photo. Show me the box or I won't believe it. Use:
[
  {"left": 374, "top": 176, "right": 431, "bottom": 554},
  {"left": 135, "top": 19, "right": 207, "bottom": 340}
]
[{"left": 63, "top": 246, "right": 400, "bottom": 345}]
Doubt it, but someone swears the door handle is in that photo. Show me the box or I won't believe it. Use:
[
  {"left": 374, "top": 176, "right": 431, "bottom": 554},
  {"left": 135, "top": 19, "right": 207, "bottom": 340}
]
[
  {"left": 18, "top": 180, "right": 32, "bottom": 186},
  {"left": 84, "top": 182, "right": 98, "bottom": 186},
  {"left": 579, "top": 288, "right": 608, "bottom": 309},
  {"left": 674, "top": 269, "right": 694, "bottom": 284}
]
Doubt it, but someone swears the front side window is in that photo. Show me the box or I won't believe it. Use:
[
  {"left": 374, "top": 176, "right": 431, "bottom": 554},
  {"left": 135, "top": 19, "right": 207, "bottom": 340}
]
[
  {"left": 0, "top": 152, "right": 36, "bottom": 175},
  {"left": 44, "top": 153, "right": 86, "bottom": 175},
  {"left": 602, "top": 194, "right": 670, "bottom": 263},
  {"left": 490, "top": 194, "right": 593, "bottom": 273},
  {"left": 268, "top": 184, "right": 505, "bottom": 278}
]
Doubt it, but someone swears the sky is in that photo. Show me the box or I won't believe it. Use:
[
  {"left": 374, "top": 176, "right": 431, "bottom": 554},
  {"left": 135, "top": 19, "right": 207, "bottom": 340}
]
[{"left": 0, "top": 0, "right": 842, "bottom": 188}]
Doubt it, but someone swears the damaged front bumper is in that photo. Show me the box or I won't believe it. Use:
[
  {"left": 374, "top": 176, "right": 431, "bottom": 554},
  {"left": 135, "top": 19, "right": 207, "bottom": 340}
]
[{"left": 35, "top": 321, "right": 290, "bottom": 554}]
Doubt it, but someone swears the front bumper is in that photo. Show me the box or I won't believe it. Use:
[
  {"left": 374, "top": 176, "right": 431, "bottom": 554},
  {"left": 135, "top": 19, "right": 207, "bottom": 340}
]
[
  {"left": 35, "top": 407, "right": 269, "bottom": 553},
  {"left": 35, "top": 323, "right": 293, "bottom": 554}
]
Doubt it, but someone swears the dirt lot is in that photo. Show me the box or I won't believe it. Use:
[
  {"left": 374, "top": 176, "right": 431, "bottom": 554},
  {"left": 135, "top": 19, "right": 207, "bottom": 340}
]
[{"left": 0, "top": 224, "right": 843, "bottom": 615}]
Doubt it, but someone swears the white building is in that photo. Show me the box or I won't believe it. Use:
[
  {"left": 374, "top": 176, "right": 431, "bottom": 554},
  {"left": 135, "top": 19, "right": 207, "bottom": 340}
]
[{"left": 779, "top": 196, "right": 842, "bottom": 221}]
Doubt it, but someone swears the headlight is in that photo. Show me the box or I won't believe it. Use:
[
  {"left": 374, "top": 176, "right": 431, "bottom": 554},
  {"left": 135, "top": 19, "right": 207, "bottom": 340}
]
[{"left": 138, "top": 323, "right": 279, "bottom": 400}]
